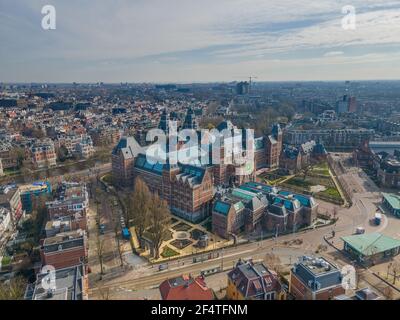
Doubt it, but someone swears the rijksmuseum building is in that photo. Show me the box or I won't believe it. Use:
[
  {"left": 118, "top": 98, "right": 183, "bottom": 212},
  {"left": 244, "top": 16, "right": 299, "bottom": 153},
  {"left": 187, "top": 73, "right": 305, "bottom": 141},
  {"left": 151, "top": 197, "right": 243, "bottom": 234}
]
[{"left": 112, "top": 108, "right": 283, "bottom": 223}]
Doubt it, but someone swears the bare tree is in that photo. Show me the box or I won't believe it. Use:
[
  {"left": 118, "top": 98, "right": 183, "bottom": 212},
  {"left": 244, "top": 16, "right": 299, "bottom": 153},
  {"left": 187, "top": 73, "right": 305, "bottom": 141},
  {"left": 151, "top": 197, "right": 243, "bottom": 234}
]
[
  {"left": 97, "top": 283, "right": 111, "bottom": 300},
  {"left": 147, "top": 193, "right": 171, "bottom": 259},
  {"left": 263, "top": 253, "right": 283, "bottom": 274},
  {"left": 96, "top": 233, "right": 106, "bottom": 277},
  {"left": 129, "top": 178, "right": 151, "bottom": 243},
  {"left": 111, "top": 206, "right": 123, "bottom": 267},
  {"left": 391, "top": 262, "right": 400, "bottom": 285}
]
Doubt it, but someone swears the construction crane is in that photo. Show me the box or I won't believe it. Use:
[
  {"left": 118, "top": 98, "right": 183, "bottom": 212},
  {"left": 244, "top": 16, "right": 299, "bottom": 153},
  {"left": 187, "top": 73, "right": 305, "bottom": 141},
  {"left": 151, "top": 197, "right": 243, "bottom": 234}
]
[
  {"left": 234, "top": 76, "right": 258, "bottom": 93},
  {"left": 247, "top": 76, "right": 258, "bottom": 88}
]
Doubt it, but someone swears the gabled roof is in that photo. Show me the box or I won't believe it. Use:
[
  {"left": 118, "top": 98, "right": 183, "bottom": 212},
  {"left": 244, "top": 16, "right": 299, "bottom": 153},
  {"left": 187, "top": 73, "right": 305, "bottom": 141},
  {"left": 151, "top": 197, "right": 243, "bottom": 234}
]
[
  {"left": 278, "top": 191, "right": 316, "bottom": 208},
  {"left": 341, "top": 233, "right": 400, "bottom": 256},
  {"left": 159, "top": 275, "right": 213, "bottom": 300},
  {"left": 228, "top": 261, "right": 281, "bottom": 299},
  {"left": 273, "top": 195, "right": 301, "bottom": 212},
  {"left": 382, "top": 192, "right": 400, "bottom": 210}
]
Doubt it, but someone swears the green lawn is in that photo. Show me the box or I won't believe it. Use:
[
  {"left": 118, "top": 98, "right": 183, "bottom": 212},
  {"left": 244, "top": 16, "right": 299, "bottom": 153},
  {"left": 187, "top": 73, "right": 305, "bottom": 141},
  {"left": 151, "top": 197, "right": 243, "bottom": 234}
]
[
  {"left": 311, "top": 162, "right": 330, "bottom": 176},
  {"left": 1, "top": 256, "right": 12, "bottom": 266},
  {"left": 161, "top": 246, "right": 180, "bottom": 258},
  {"left": 320, "top": 187, "right": 341, "bottom": 199},
  {"left": 283, "top": 172, "right": 343, "bottom": 204},
  {"left": 284, "top": 177, "right": 313, "bottom": 189}
]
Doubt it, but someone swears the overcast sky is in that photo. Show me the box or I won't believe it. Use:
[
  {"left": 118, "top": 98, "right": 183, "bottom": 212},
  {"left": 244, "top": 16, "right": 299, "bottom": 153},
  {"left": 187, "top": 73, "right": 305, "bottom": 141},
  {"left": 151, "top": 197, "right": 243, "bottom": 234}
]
[{"left": 1, "top": 0, "right": 400, "bottom": 83}]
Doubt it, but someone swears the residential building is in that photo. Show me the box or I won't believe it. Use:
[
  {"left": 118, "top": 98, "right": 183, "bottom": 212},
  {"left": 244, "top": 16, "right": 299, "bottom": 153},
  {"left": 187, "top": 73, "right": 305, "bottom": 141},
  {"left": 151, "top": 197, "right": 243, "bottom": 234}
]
[
  {"left": 31, "top": 139, "right": 57, "bottom": 169},
  {"left": 289, "top": 256, "right": 345, "bottom": 300},
  {"left": 24, "top": 264, "right": 88, "bottom": 300},
  {"left": 227, "top": 260, "right": 285, "bottom": 300},
  {"left": 45, "top": 215, "right": 86, "bottom": 238},
  {"left": 0, "top": 207, "right": 12, "bottom": 237},
  {"left": 56, "top": 134, "right": 94, "bottom": 159},
  {"left": 19, "top": 181, "right": 52, "bottom": 213},
  {"left": 159, "top": 274, "right": 214, "bottom": 300},
  {"left": 90, "top": 127, "right": 121, "bottom": 147},
  {"left": 0, "top": 142, "right": 18, "bottom": 169},
  {"left": 46, "top": 182, "right": 89, "bottom": 219},
  {"left": 284, "top": 128, "right": 374, "bottom": 148},
  {"left": 75, "top": 135, "right": 94, "bottom": 159},
  {"left": 40, "top": 230, "right": 87, "bottom": 270},
  {"left": 0, "top": 185, "right": 23, "bottom": 224}
]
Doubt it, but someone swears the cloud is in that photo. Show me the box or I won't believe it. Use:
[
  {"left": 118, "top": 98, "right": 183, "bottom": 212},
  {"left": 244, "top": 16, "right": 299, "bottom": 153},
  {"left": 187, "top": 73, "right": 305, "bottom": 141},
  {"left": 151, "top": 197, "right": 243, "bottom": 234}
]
[
  {"left": 0, "top": 0, "right": 400, "bottom": 82},
  {"left": 324, "top": 51, "right": 344, "bottom": 57}
]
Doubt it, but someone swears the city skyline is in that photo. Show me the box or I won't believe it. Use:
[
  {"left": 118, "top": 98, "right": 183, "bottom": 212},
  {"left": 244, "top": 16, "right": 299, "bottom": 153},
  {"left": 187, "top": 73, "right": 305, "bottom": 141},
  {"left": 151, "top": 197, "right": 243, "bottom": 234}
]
[{"left": 1, "top": 0, "right": 400, "bottom": 83}]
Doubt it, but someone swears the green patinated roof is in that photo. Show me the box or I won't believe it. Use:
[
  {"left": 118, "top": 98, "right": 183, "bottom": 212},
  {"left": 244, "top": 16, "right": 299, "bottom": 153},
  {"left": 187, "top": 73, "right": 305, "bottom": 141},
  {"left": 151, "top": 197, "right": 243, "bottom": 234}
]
[
  {"left": 254, "top": 137, "right": 264, "bottom": 150},
  {"left": 214, "top": 201, "right": 231, "bottom": 216},
  {"left": 231, "top": 188, "right": 256, "bottom": 201},
  {"left": 341, "top": 233, "right": 400, "bottom": 256},
  {"left": 382, "top": 193, "right": 400, "bottom": 210},
  {"left": 233, "top": 201, "right": 245, "bottom": 212}
]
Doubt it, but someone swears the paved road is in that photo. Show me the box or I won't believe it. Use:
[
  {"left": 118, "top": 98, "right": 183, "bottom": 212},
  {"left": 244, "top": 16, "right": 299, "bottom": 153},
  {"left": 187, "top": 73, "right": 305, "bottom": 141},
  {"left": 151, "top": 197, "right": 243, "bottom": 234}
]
[
  {"left": 89, "top": 243, "right": 309, "bottom": 298},
  {"left": 89, "top": 157, "right": 400, "bottom": 299}
]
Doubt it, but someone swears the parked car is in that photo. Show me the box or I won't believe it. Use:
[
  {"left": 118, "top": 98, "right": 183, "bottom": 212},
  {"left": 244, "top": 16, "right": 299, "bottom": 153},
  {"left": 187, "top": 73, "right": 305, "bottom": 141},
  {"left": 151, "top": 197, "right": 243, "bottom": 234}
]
[
  {"left": 99, "top": 224, "right": 106, "bottom": 234},
  {"left": 158, "top": 263, "right": 168, "bottom": 271},
  {"left": 355, "top": 226, "right": 365, "bottom": 234}
]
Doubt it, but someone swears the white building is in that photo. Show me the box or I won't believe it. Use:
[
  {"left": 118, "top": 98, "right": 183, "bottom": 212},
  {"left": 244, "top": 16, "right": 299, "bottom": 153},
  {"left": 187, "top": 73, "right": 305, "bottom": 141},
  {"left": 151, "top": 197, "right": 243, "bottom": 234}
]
[{"left": 0, "top": 207, "right": 12, "bottom": 237}]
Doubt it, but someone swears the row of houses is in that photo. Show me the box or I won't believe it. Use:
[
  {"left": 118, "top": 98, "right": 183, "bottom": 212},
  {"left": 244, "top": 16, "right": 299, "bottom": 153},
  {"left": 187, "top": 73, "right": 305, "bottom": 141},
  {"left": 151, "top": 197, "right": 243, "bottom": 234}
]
[
  {"left": 159, "top": 256, "right": 381, "bottom": 301},
  {"left": 24, "top": 181, "right": 89, "bottom": 300}
]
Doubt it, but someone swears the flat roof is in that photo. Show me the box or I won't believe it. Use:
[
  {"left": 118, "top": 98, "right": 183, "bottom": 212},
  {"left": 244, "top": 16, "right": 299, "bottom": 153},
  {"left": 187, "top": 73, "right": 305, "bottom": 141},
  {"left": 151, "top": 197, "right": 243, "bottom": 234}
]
[
  {"left": 19, "top": 182, "right": 50, "bottom": 193},
  {"left": 299, "top": 256, "right": 338, "bottom": 275}
]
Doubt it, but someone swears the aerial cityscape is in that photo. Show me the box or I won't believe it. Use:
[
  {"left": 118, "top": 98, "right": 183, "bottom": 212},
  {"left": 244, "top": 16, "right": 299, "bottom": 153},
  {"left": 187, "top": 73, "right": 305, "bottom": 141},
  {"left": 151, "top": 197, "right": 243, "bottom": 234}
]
[{"left": 1, "top": 0, "right": 400, "bottom": 308}]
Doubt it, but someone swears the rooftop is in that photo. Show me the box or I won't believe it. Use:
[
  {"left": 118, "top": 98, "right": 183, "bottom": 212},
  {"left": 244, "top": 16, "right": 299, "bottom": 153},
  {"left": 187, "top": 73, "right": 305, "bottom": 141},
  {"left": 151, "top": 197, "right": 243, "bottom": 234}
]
[
  {"left": 341, "top": 233, "right": 400, "bottom": 256},
  {"left": 382, "top": 192, "right": 400, "bottom": 210},
  {"left": 25, "top": 264, "right": 86, "bottom": 300},
  {"left": 43, "top": 229, "right": 85, "bottom": 246},
  {"left": 297, "top": 256, "right": 338, "bottom": 275}
]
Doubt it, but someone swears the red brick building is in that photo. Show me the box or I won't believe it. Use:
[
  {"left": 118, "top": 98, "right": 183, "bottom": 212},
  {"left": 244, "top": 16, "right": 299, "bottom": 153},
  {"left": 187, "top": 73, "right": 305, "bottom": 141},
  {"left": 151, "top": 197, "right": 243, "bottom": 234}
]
[
  {"left": 133, "top": 154, "right": 214, "bottom": 223},
  {"left": 40, "top": 230, "right": 87, "bottom": 270},
  {"left": 289, "top": 256, "right": 345, "bottom": 300},
  {"left": 46, "top": 182, "right": 89, "bottom": 220},
  {"left": 30, "top": 139, "right": 57, "bottom": 169}
]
